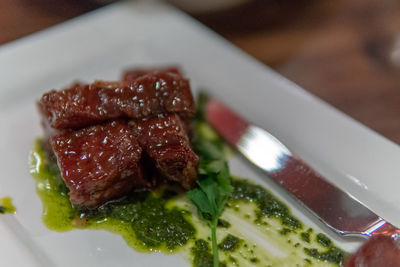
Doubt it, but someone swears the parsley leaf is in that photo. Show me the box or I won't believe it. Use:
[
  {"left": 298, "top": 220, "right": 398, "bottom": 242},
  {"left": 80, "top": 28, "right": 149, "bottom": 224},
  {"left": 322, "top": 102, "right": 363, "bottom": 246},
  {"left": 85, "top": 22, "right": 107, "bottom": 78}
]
[
  {"left": 188, "top": 165, "right": 233, "bottom": 267},
  {"left": 188, "top": 93, "right": 233, "bottom": 267}
]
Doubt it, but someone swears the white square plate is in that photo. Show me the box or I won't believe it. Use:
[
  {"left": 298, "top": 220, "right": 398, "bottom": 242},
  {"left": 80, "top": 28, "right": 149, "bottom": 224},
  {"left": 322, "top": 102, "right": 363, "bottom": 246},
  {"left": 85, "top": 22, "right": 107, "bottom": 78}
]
[{"left": 1, "top": 1, "right": 400, "bottom": 266}]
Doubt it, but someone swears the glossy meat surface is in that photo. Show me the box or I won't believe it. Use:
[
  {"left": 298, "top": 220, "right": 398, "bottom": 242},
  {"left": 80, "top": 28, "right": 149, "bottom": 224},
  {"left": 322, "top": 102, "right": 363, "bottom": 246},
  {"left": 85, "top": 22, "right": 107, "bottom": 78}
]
[
  {"left": 344, "top": 235, "right": 400, "bottom": 267},
  {"left": 130, "top": 114, "right": 199, "bottom": 189},
  {"left": 51, "top": 120, "right": 148, "bottom": 207},
  {"left": 39, "top": 72, "right": 195, "bottom": 129}
]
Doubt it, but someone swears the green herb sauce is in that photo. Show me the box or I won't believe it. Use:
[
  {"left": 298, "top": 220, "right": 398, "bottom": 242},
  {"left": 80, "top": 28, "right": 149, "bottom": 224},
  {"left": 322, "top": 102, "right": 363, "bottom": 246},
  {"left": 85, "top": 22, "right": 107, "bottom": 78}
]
[
  {"left": 301, "top": 229, "right": 313, "bottom": 243},
  {"left": 218, "top": 234, "right": 242, "bottom": 251},
  {"left": 0, "top": 197, "right": 16, "bottom": 214},
  {"left": 304, "top": 247, "right": 345, "bottom": 264},
  {"left": 30, "top": 113, "right": 346, "bottom": 266},
  {"left": 230, "top": 179, "right": 302, "bottom": 230},
  {"left": 83, "top": 190, "right": 196, "bottom": 250},
  {"left": 280, "top": 228, "right": 292, "bottom": 236},
  {"left": 30, "top": 139, "right": 345, "bottom": 266},
  {"left": 191, "top": 239, "right": 215, "bottom": 267},
  {"left": 217, "top": 219, "right": 231, "bottom": 228},
  {"left": 317, "top": 233, "right": 332, "bottom": 248},
  {"left": 29, "top": 140, "right": 195, "bottom": 252}
]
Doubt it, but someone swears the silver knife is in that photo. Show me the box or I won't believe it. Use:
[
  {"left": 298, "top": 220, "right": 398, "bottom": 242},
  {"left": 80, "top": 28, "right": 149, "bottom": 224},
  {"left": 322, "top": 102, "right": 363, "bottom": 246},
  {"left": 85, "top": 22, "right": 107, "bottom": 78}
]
[{"left": 205, "top": 98, "right": 400, "bottom": 242}]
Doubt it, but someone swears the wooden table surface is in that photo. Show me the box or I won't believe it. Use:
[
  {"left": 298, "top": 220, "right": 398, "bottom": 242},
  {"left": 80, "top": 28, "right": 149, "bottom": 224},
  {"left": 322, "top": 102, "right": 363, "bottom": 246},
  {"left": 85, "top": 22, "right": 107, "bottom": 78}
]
[{"left": 2, "top": 0, "right": 400, "bottom": 144}]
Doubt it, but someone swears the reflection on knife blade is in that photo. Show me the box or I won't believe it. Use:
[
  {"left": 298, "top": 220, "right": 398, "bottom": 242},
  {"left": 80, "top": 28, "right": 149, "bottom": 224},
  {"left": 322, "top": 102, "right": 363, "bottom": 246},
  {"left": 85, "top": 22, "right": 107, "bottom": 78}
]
[{"left": 205, "top": 98, "right": 400, "bottom": 241}]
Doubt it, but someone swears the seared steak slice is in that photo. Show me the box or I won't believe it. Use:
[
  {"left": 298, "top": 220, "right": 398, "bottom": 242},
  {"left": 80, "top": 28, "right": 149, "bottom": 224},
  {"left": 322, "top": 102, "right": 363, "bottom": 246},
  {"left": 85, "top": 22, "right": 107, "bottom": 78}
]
[
  {"left": 344, "top": 235, "right": 400, "bottom": 267},
  {"left": 123, "top": 67, "right": 193, "bottom": 133},
  {"left": 130, "top": 114, "right": 198, "bottom": 189},
  {"left": 38, "top": 71, "right": 195, "bottom": 130},
  {"left": 123, "top": 67, "right": 180, "bottom": 81},
  {"left": 50, "top": 120, "right": 147, "bottom": 207}
]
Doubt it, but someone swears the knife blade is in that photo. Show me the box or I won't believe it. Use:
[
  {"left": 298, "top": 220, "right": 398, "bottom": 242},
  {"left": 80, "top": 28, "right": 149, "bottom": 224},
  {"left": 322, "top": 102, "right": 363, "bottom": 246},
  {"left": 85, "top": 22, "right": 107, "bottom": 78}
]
[{"left": 205, "top": 98, "right": 400, "bottom": 241}]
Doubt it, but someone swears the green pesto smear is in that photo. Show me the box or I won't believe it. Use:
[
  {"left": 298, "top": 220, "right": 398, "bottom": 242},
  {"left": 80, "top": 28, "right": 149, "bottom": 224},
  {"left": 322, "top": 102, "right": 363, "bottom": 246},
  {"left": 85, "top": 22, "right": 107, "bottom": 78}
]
[
  {"left": 0, "top": 197, "right": 16, "bottom": 214},
  {"left": 29, "top": 139, "right": 346, "bottom": 266},
  {"left": 230, "top": 179, "right": 302, "bottom": 229},
  {"left": 218, "top": 234, "right": 242, "bottom": 251},
  {"left": 29, "top": 139, "right": 195, "bottom": 252},
  {"left": 30, "top": 94, "right": 346, "bottom": 267}
]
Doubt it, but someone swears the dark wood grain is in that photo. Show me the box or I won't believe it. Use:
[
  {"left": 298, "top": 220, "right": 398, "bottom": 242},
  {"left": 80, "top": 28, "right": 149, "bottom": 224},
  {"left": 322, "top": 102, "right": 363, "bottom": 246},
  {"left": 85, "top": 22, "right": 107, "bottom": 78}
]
[
  {"left": 2, "top": 0, "right": 400, "bottom": 144},
  {"left": 0, "top": 0, "right": 104, "bottom": 44},
  {"left": 211, "top": 0, "right": 400, "bottom": 144}
]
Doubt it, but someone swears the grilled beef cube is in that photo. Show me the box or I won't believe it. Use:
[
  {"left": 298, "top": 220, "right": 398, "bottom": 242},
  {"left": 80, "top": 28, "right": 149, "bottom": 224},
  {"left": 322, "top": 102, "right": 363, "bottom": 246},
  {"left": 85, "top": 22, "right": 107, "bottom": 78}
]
[
  {"left": 344, "top": 235, "right": 400, "bottom": 267},
  {"left": 38, "top": 71, "right": 195, "bottom": 130},
  {"left": 50, "top": 120, "right": 147, "bottom": 207},
  {"left": 123, "top": 67, "right": 180, "bottom": 81},
  {"left": 123, "top": 66, "right": 193, "bottom": 134},
  {"left": 129, "top": 114, "right": 199, "bottom": 189}
]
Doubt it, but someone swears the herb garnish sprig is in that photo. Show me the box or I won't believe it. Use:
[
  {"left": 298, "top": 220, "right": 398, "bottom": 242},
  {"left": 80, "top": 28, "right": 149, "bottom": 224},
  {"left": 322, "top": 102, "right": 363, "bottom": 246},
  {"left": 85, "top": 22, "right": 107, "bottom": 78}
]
[{"left": 188, "top": 93, "right": 233, "bottom": 267}]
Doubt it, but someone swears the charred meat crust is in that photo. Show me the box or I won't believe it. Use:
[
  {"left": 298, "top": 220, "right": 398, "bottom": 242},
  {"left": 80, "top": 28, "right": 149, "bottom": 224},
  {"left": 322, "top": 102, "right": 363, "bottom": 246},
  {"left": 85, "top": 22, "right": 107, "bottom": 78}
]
[
  {"left": 38, "top": 71, "right": 195, "bottom": 130},
  {"left": 129, "top": 114, "right": 199, "bottom": 190},
  {"left": 40, "top": 68, "right": 199, "bottom": 207},
  {"left": 51, "top": 120, "right": 148, "bottom": 207}
]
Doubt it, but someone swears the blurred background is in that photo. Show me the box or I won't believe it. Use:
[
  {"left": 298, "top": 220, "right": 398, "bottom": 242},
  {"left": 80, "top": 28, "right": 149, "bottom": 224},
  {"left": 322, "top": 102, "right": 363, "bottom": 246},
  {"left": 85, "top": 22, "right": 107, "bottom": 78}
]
[{"left": 1, "top": 0, "right": 400, "bottom": 143}]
